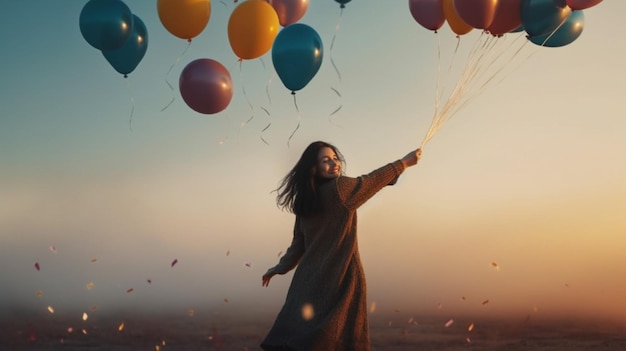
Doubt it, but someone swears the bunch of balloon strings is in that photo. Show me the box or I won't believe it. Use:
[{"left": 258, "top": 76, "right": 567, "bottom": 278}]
[{"left": 419, "top": 30, "right": 536, "bottom": 149}]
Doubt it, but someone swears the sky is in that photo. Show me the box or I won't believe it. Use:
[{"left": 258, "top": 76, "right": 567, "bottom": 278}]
[{"left": 1, "top": 0, "right": 625, "bottom": 325}]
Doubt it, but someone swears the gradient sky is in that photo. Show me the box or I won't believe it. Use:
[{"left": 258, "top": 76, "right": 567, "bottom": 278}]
[{"left": 1, "top": 1, "right": 625, "bottom": 324}]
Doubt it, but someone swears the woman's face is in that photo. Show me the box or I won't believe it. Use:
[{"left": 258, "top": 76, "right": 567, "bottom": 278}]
[{"left": 317, "top": 147, "right": 342, "bottom": 179}]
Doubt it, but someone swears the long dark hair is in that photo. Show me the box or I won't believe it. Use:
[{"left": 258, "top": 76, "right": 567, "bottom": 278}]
[{"left": 276, "top": 141, "right": 345, "bottom": 215}]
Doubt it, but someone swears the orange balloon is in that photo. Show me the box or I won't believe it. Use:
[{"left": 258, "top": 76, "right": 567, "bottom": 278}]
[
  {"left": 228, "top": 0, "right": 280, "bottom": 60},
  {"left": 158, "top": 0, "right": 211, "bottom": 40},
  {"left": 443, "top": 0, "right": 472, "bottom": 35}
]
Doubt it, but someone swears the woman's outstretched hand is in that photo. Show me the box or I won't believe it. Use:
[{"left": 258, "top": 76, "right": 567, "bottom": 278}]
[
  {"left": 401, "top": 148, "right": 422, "bottom": 168},
  {"left": 262, "top": 270, "right": 276, "bottom": 287}
]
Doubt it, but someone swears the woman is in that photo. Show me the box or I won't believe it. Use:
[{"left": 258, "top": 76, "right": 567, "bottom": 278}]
[{"left": 261, "top": 141, "right": 422, "bottom": 350}]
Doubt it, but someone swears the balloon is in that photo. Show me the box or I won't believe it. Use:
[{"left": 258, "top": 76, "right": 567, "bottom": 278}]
[
  {"left": 487, "top": 0, "right": 522, "bottom": 35},
  {"left": 566, "top": 0, "right": 602, "bottom": 10},
  {"left": 528, "top": 10, "right": 584, "bottom": 47},
  {"left": 335, "top": 0, "right": 351, "bottom": 8},
  {"left": 521, "top": 0, "right": 571, "bottom": 37},
  {"left": 409, "top": 0, "right": 445, "bottom": 32},
  {"left": 79, "top": 0, "right": 133, "bottom": 51},
  {"left": 270, "top": 0, "right": 309, "bottom": 27},
  {"left": 272, "top": 23, "right": 323, "bottom": 93},
  {"left": 157, "top": 0, "right": 211, "bottom": 41},
  {"left": 179, "top": 59, "right": 233, "bottom": 114},
  {"left": 102, "top": 15, "right": 148, "bottom": 77},
  {"left": 453, "top": 0, "right": 499, "bottom": 29},
  {"left": 228, "top": 0, "right": 280, "bottom": 60},
  {"left": 443, "top": 0, "right": 472, "bottom": 35}
]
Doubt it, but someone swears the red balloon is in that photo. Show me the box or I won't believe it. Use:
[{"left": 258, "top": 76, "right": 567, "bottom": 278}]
[
  {"left": 487, "top": 0, "right": 522, "bottom": 35},
  {"left": 453, "top": 0, "right": 499, "bottom": 29},
  {"left": 409, "top": 0, "right": 445, "bottom": 31},
  {"left": 270, "top": 0, "right": 309, "bottom": 27},
  {"left": 179, "top": 59, "right": 233, "bottom": 114},
  {"left": 566, "top": 0, "right": 602, "bottom": 10}
]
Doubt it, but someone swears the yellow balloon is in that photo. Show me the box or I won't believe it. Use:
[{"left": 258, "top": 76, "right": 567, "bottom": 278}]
[
  {"left": 443, "top": 0, "right": 472, "bottom": 36},
  {"left": 228, "top": 0, "right": 280, "bottom": 60},
  {"left": 158, "top": 0, "right": 211, "bottom": 40}
]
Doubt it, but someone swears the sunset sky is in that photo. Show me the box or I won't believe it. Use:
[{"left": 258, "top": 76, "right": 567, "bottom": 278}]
[{"left": 1, "top": 1, "right": 625, "bottom": 324}]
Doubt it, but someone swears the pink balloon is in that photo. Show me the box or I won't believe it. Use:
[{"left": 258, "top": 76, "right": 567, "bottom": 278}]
[
  {"left": 409, "top": 0, "right": 445, "bottom": 31},
  {"left": 566, "top": 0, "right": 602, "bottom": 10},
  {"left": 179, "top": 59, "right": 233, "bottom": 114},
  {"left": 453, "top": 0, "right": 499, "bottom": 29},
  {"left": 487, "top": 0, "right": 522, "bottom": 35},
  {"left": 270, "top": 0, "right": 309, "bottom": 27}
]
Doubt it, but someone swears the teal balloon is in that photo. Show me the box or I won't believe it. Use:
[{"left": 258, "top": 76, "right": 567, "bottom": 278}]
[
  {"left": 102, "top": 15, "right": 148, "bottom": 77},
  {"left": 520, "top": 0, "right": 571, "bottom": 37},
  {"left": 272, "top": 23, "right": 323, "bottom": 94},
  {"left": 79, "top": 0, "right": 133, "bottom": 51},
  {"left": 529, "top": 10, "right": 584, "bottom": 47},
  {"left": 335, "top": 0, "right": 351, "bottom": 8}
]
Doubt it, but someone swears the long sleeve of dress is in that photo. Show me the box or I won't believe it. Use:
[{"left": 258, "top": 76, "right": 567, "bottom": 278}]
[
  {"left": 270, "top": 217, "right": 305, "bottom": 275},
  {"left": 337, "top": 160, "right": 405, "bottom": 210}
]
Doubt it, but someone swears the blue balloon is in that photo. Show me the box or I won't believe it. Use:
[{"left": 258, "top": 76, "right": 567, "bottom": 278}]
[
  {"left": 529, "top": 10, "right": 584, "bottom": 47},
  {"left": 102, "top": 15, "right": 148, "bottom": 77},
  {"left": 272, "top": 23, "right": 323, "bottom": 94},
  {"left": 335, "top": 0, "right": 351, "bottom": 8},
  {"left": 521, "top": 0, "right": 572, "bottom": 37},
  {"left": 79, "top": 0, "right": 133, "bottom": 51}
]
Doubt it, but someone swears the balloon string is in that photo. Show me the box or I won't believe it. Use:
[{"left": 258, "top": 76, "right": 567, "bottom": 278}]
[
  {"left": 328, "top": 8, "right": 344, "bottom": 126},
  {"left": 260, "top": 106, "right": 271, "bottom": 145},
  {"left": 260, "top": 57, "right": 274, "bottom": 145},
  {"left": 287, "top": 93, "right": 301, "bottom": 148},
  {"left": 236, "top": 59, "right": 256, "bottom": 145},
  {"left": 161, "top": 40, "right": 192, "bottom": 112},
  {"left": 125, "top": 77, "right": 136, "bottom": 132}
]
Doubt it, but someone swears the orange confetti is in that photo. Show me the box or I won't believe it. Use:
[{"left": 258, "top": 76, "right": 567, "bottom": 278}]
[
  {"left": 468, "top": 323, "right": 474, "bottom": 331},
  {"left": 481, "top": 299, "right": 490, "bottom": 305},
  {"left": 90, "top": 258, "right": 97, "bottom": 263},
  {"left": 491, "top": 262, "right": 500, "bottom": 271},
  {"left": 86, "top": 282, "right": 94, "bottom": 290},
  {"left": 187, "top": 309, "right": 195, "bottom": 317},
  {"left": 126, "top": 288, "right": 134, "bottom": 294},
  {"left": 369, "top": 301, "right": 377, "bottom": 313},
  {"left": 226, "top": 250, "right": 230, "bottom": 256},
  {"left": 34, "top": 262, "right": 40, "bottom": 271},
  {"left": 444, "top": 319, "right": 454, "bottom": 328},
  {"left": 224, "top": 298, "right": 229, "bottom": 303},
  {"left": 90, "top": 305, "right": 97, "bottom": 311},
  {"left": 47, "top": 306, "right": 55, "bottom": 314},
  {"left": 36, "top": 290, "right": 43, "bottom": 297},
  {"left": 118, "top": 322, "right": 125, "bottom": 332},
  {"left": 171, "top": 258, "right": 178, "bottom": 267}
]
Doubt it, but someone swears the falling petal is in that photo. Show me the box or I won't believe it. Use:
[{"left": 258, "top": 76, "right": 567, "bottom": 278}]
[
  {"left": 224, "top": 298, "right": 229, "bottom": 303},
  {"left": 90, "top": 258, "right": 97, "bottom": 263},
  {"left": 187, "top": 309, "right": 195, "bottom": 317},
  {"left": 49, "top": 246, "right": 57, "bottom": 253},
  {"left": 437, "top": 303, "right": 443, "bottom": 309},
  {"left": 171, "top": 259, "right": 178, "bottom": 267},
  {"left": 466, "top": 337, "right": 472, "bottom": 343},
  {"left": 394, "top": 309, "right": 400, "bottom": 313},
  {"left": 126, "top": 288, "right": 134, "bottom": 294},
  {"left": 90, "top": 305, "right": 97, "bottom": 311},
  {"left": 226, "top": 250, "right": 230, "bottom": 256},
  {"left": 34, "top": 262, "right": 40, "bottom": 271},
  {"left": 277, "top": 251, "right": 282, "bottom": 257},
  {"left": 86, "top": 282, "right": 94, "bottom": 290},
  {"left": 407, "top": 317, "right": 414, "bottom": 324},
  {"left": 36, "top": 290, "right": 43, "bottom": 297},
  {"left": 155, "top": 346, "right": 160, "bottom": 351},
  {"left": 491, "top": 262, "right": 500, "bottom": 271},
  {"left": 481, "top": 299, "right": 490, "bottom": 305},
  {"left": 369, "top": 301, "right": 377, "bottom": 313},
  {"left": 147, "top": 279, "right": 152, "bottom": 284},
  {"left": 118, "top": 322, "right": 125, "bottom": 332},
  {"left": 468, "top": 323, "right": 474, "bottom": 331},
  {"left": 82, "top": 329, "right": 87, "bottom": 335},
  {"left": 244, "top": 261, "right": 252, "bottom": 268},
  {"left": 301, "top": 303, "right": 314, "bottom": 321},
  {"left": 444, "top": 319, "right": 454, "bottom": 328},
  {"left": 48, "top": 306, "right": 55, "bottom": 314},
  {"left": 461, "top": 296, "right": 466, "bottom": 301},
  {"left": 67, "top": 327, "right": 73, "bottom": 333},
  {"left": 82, "top": 312, "right": 88, "bottom": 321}
]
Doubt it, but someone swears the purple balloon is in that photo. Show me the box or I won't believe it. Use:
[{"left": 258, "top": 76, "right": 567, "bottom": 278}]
[
  {"left": 409, "top": 0, "right": 445, "bottom": 31},
  {"left": 270, "top": 0, "right": 309, "bottom": 27},
  {"left": 179, "top": 59, "right": 233, "bottom": 115}
]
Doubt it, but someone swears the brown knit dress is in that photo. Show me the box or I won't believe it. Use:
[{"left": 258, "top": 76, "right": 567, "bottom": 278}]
[{"left": 261, "top": 160, "right": 406, "bottom": 351}]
